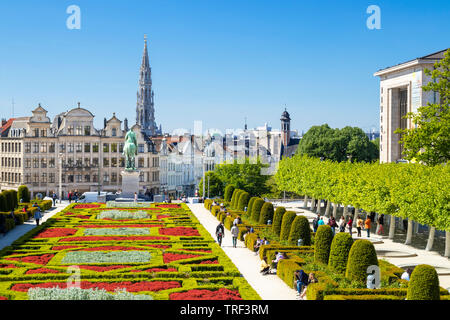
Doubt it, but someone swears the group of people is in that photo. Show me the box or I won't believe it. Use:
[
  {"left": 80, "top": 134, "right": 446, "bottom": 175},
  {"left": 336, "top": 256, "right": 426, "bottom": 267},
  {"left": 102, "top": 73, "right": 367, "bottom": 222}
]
[
  {"left": 67, "top": 190, "right": 80, "bottom": 204},
  {"left": 312, "top": 212, "right": 385, "bottom": 238},
  {"left": 294, "top": 270, "right": 318, "bottom": 300},
  {"left": 0, "top": 203, "right": 43, "bottom": 237},
  {"left": 215, "top": 214, "right": 246, "bottom": 249},
  {"left": 259, "top": 251, "right": 286, "bottom": 275}
]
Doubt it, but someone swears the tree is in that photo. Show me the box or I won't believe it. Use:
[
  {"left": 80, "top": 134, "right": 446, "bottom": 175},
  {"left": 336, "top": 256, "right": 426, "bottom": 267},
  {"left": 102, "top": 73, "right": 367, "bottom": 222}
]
[
  {"left": 198, "top": 171, "right": 223, "bottom": 198},
  {"left": 214, "top": 159, "right": 270, "bottom": 196},
  {"left": 296, "top": 124, "right": 378, "bottom": 163},
  {"left": 395, "top": 49, "right": 450, "bottom": 166}
]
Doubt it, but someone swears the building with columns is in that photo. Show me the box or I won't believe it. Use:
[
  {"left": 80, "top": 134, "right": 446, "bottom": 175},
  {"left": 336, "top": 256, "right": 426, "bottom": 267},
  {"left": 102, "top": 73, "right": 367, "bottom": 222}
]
[{"left": 374, "top": 48, "right": 447, "bottom": 163}]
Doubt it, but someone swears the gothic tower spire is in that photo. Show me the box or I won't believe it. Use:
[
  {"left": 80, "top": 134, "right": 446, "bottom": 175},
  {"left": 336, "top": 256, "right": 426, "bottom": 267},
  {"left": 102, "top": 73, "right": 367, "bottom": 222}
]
[{"left": 136, "top": 34, "right": 158, "bottom": 136}]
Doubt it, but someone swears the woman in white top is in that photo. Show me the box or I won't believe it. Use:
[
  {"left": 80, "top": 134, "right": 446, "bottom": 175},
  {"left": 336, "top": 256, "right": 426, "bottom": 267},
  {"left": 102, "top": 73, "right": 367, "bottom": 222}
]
[{"left": 339, "top": 216, "right": 346, "bottom": 232}]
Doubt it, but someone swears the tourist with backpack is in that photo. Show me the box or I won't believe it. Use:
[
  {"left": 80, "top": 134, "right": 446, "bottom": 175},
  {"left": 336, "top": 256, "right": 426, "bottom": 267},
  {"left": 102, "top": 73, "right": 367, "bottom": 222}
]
[
  {"left": 312, "top": 214, "right": 320, "bottom": 232},
  {"left": 230, "top": 223, "right": 239, "bottom": 248},
  {"left": 215, "top": 222, "right": 225, "bottom": 247},
  {"left": 328, "top": 215, "right": 337, "bottom": 235},
  {"left": 34, "top": 207, "right": 42, "bottom": 226}
]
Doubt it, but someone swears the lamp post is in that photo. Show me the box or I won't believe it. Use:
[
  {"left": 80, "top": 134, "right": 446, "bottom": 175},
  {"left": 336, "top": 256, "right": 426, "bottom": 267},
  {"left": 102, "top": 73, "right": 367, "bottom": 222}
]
[
  {"left": 58, "top": 152, "right": 64, "bottom": 203},
  {"left": 207, "top": 173, "right": 210, "bottom": 199}
]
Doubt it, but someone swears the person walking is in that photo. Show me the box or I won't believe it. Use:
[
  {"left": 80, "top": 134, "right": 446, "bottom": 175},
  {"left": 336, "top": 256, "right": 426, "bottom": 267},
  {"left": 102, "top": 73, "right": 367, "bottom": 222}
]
[
  {"left": 318, "top": 216, "right": 325, "bottom": 227},
  {"left": 347, "top": 216, "right": 353, "bottom": 237},
  {"left": 68, "top": 191, "right": 72, "bottom": 204},
  {"left": 312, "top": 214, "right": 320, "bottom": 233},
  {"left": 52, "top": 192, "right": 57, "bottom": 206},
  {"left": 134, "top": 192, "right": 138, "bottom": 203},
  {"left": 377, "top": 214, "right": 384, "bottom": 235},
  {"left": 34, "top": 207, "right": 42, "bottom": 226},
  {"left": 215, "top": 222, "right": 225, "bottom": 247},
  {"left": 328, "top": 215, "right": 337, "bottom": 235},
  {"left": 230, "top": 223, "right": 239, "bottom": 248},
  {"left": 356, "top": 216, "right": 363, "bottom": 237},
  {"left": 364, "top": 215, "right": 371, "bottom": 238},
  {"left": 339, "top": 216, "right": 346, "bottom": 233}
]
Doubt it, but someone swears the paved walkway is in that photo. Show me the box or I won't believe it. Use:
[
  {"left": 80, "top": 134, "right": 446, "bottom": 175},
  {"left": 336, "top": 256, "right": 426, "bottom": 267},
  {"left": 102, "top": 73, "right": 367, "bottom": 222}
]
[
  {"left": 0, "top": 200, "right": 69, "bottom": 250},
  {"left": 275, "top": 200, "right": 450, "bottom": 290},
  {"left": 187, "top": 203, "right": 299, "bottom": 300}
]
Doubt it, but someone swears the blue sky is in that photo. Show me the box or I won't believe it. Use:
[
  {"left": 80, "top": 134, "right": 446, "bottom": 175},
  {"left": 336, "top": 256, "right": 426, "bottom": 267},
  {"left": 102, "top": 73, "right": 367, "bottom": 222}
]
[{"left": 0, "top": 0, "right": 449, "bottom": 134}]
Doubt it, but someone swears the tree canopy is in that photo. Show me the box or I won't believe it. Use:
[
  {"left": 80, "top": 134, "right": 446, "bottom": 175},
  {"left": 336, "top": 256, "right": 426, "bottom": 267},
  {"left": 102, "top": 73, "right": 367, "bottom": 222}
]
[
  {"left": 296, "top": 124, "right": 378, "bottom": 163},
  {"left": 198, "top": 171, "right": 223, "bottom": 197}
]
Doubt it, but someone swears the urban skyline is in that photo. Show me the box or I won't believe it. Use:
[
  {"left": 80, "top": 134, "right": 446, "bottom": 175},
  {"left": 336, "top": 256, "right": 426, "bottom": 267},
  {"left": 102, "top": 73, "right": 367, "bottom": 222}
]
[{"left": 1, "top": 1, "right": 450, "bottom": 134}]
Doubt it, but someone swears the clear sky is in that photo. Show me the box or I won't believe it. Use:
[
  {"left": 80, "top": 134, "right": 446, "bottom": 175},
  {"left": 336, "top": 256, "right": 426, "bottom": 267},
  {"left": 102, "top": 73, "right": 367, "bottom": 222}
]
[{"left": 0, "top": 0, "right": 449, "bottom": 135}]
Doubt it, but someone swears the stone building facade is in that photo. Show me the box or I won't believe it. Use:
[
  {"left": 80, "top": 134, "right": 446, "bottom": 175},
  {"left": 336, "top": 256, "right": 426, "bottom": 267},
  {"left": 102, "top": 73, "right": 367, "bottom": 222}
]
[{"left": 374, "top": 49, "right": 447, "bottom": 163}]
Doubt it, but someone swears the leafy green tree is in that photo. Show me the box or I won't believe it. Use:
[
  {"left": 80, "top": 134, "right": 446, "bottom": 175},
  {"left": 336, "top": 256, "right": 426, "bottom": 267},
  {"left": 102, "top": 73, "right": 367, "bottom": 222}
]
[
  {"left": 395, "top": 49, "right": 450, "bottom": 166},
  {"left": 214, "top": 159, "right": 270, "bottom": 196},
  {"left": 198, "top": 171, "right": 224, "bottom": 198}
]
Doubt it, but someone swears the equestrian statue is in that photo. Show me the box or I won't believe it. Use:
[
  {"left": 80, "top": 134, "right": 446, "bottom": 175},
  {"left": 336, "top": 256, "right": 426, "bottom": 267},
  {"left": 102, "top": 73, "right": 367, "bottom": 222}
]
[{"left": 123, "top": 130, "right": 138, "bottom": 171}]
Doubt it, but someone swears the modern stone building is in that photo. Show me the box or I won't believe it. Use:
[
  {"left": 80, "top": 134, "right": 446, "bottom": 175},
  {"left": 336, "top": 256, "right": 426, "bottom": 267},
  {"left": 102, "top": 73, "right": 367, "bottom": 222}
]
[{"left": 374, "top": 48, "right": 448, "bottom": 163}]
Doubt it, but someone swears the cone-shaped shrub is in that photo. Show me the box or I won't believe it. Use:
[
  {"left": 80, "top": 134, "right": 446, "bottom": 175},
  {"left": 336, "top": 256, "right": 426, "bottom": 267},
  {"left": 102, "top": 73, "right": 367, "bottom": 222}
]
[
  {"left": 407, "top": 264, "right": 440, "bottom": 300},
  {"left": 345, "top": 239, "right": 378, "bottom": 284},
  {"left": 259, "top": 202, "right": 274, "bottom": 225},
  {"left": 230, "top": 189, "right": 242, "bottom": 209},
  {"left": 224, "top": 185, "right": 235, "bottom": 202},
  {"left": 251, "top": 198, "right": 265, "bottom": 223},
  {"left": 237, "top": 192, "right": 250, "bottom": 211},
  {"left": 18, "top": 185, "right": 31, "bottom": 203},
  {"left": 0, "top": 193, "right": 7, "bottom": 211},
  {"left": 280, "top": 211, "right": 297, "bottom": 241},
  {"left": 314, "top": 225, "right": 333, "bottom": 264},
  {"left": 328, "top": 232, "right": 354, "bottom": 274},
  {"left": 247, "top": 197, "right": 257, "bottom": 216},
  {"left": 288, "top": 215, "right": 311, "bottom": 246},
  {"left": 272, "top": 207, "right": 286, "bottom": 237},
  {"left": 4, "top": 190, "right": 14, "bottom": 211},
  {"left": 11, "top": 190, "right": 18, "bottom": 209}
]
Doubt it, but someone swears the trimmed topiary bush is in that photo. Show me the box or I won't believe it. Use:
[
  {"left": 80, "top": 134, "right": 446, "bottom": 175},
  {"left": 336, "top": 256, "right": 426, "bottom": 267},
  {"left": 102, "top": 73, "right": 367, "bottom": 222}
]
[
  {"left": 314, "top": 225, "right": 334, "bottom": 264},
  {"left": 345, "top": 239, "right": 378, "bottom": 284},
  {"left": 3, "top": 190, "right": 15, "bottom": 211},
  {"left": 231, "top": 189, "right": 243, "bottom": 209},
  {"left": 247, "top": 197, "right": 257, "bottom": 217},
  {"left": 288, "top": 215, "right": 311, "bottom": 246},
  {"left": 272, "top": 206, "right": 286, "bottom": 237},
  {"left": 259, "top": 202, "right": 274, "bottom": 225},
  {"left": 279, "top": 211, "right": 297, "bottom": 241},
  {"left": 18, "top": 185, "right": 31, "bottom": 203},
  {"left": 250, "top": 198, "right": 265, "bottom": 223},
  {"left": 0, "top": 193, "right": 7, "bottom": 212},
  {"left": 328, "top": 232, "right": 354, "bottom": 274},
  {"left": 224, "top": 185, "right": 235, "bottom": 202},
  {"left": 211, "top": 205, "right": 221, "bottom": 216},
  {"left": 237, "top": 192, "right": 250, "bottom": 211},
  {"left": 407, "top": 264, "right": 440, "bottom": 300}
]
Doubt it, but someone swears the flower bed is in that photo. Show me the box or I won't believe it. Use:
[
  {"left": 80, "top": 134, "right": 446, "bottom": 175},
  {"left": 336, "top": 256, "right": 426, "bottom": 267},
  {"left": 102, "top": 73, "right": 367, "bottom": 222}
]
[
  {"left": 170, "top": 288, "right": 242, "bottom": 300},
  {"left": 0, "top": 202, "right": 260, "bottom": 300}
]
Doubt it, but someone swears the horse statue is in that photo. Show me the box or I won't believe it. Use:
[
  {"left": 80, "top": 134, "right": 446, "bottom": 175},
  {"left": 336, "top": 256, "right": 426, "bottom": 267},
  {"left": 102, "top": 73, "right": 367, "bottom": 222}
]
[{"left": 123, "top": 130, "right": 138, "bottom": 171}]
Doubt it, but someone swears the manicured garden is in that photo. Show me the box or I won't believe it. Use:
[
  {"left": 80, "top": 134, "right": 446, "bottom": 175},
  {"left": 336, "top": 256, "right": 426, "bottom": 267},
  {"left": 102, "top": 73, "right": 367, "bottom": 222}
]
[
  {"left": 204, "top": 186, "right": 450, "bottom": 300},
  {"left": 0, "top": 201, "right": 259, "bottom": 300}
]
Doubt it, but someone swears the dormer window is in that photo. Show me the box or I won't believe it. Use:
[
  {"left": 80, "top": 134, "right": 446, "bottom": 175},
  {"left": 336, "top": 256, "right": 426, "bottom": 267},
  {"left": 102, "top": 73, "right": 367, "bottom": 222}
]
[
  {"left": 84, "top": 126, "right": 91, "bottom": 136},
  {"left": 112, "top": 128, "right": 117, "bottom": 137}
]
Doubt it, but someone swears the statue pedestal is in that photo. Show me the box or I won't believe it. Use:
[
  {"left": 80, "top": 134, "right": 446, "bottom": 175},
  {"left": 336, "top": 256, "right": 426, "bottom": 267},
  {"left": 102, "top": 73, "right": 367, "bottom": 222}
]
[{"left": 120, "top": 170, "right": 140, "bottom": 199}]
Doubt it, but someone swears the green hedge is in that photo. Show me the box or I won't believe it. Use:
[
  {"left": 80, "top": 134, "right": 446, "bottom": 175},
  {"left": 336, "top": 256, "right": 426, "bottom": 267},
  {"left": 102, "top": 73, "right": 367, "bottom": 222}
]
[
  {"left": 324, "top": 294, "right": 404, "bottom": 300},
  {"left": 0, "top": 193, "right": 7, "bottom": 212},
  {"left": 224, "top": 185, "right": 235, "bottom": 202},
  {"left": 288, "top": 215, "right": 311, "bottom": 246},
  {"left": 237, "top": 192, "right": 250, "bottom": 212},
  {"left": 246, "top": 197, "right": 257, "bottom": 217},
  {"left": 18, "top": 185, "right": 30, "bottom": 203},
  {"left": 279, "top": 211, "right": 297, "bottom": 241},
  {"left": 250, "top": 199, "right": 265, "bottom": 223},
  {"left": 211, "top": 205, "right": 221, "bottom": 217},
  {"left": 328, "top": 232, "right": 354, "bottom": 274},
  {"left": 407, "top": 264, "right": 440, "bottom": 300},
  {"left": 277, "top": 258, "right": 302, "bottom": 288},
  {"left": 231, "top": 189, "right": 243, "bottom": 209},
  {"left": 259, "top": 202, "right": 274, "bottom": 225},
  {"left": 244, "top": 233, "right": 258, "bottom": 251},
  {"left": 314, "top": 225, "right": 334, "bottom": 264},
  {"left": 272, "top": 207, "right": 286, "bottom": 237},
  {"left": 345, "top": 239, "right": 378, "bottom": 284}
]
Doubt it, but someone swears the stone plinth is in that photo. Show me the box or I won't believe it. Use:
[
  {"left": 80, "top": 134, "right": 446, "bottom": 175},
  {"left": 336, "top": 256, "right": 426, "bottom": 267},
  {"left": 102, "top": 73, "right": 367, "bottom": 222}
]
[{"left": 120, "top": 170, "right": 140, "bottom": 198}]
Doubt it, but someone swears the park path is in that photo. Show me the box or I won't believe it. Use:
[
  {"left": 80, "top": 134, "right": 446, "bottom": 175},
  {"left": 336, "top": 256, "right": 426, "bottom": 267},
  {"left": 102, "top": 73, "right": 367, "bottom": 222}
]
[
  {"left": 0, "top": 199, "right": 69, "bottom": 250},
  {"left": 275, "top": 200, "right": 450, "bottom": 290},
  {"left": 187, "top": 203, "right": 299, "bottom": 300}
]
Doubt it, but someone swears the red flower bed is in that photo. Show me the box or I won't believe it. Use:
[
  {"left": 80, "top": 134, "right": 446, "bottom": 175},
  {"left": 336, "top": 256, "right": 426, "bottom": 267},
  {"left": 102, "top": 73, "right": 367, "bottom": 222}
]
[
  {"left": 51, "top": 245, "right": 81, "bottom": 250},
  {"left": 12, "top": 281, "right": 181, "bottom": 292},
  {"left": 170, "top": 288, "right": 242, "bottom": 300},
  {"left": 199, "top": 260, "right": 219, "bottom": 264},
  {"left": 157, "top": 215, "right": 171, "bottom": 219},
  {"left": 34, "top": 228, "right": 78, "bottom": 238},
  {"left": 0, "top": 296, "right": 8, "bottom": 300},
  {"left": 79, "top": 246, "right": 148, "bottom": 251},
  {"left": 73, "top": 204, "right": 100, "bottom": 209},
  {"left": 156, "top": 204, "right": 181, "bottom": 208},
  {"left": 159, "top": 227, "right": 200, "bottom": 237},
  {"left": 6, "top": 254, "right": 54, "bottom": 265},
  {"left": 184, "top": 249, "right": 212, "bottom": 253},
  {"left": 77, "top": 265, "right": 132, "bottom": 272},
  {"left": 79, "top": 224, "right": 162, "bottom": 228},
  {"left": 143, "top": 244, "right": 171, "bottom": 249},
  {"left": 131, "top": 267, "right": 177, "bottom": 273},
  {"left": 163, "top": 253, "right": 200, "bottom": 263},
  {"left": 96, "top": 207, "right": 160, "bottom": 211},
  {"left": 0, "top": 264, "right": 17, "bottom": 268},
  {"left": 64, "top": 213, "right": 91, "bottom": 219},
  {"left": 25, "top": 268, "right": 61, "bottom": 275},
  {"left": 58, "top": 236, "right": 170, "bottom": 242}
]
